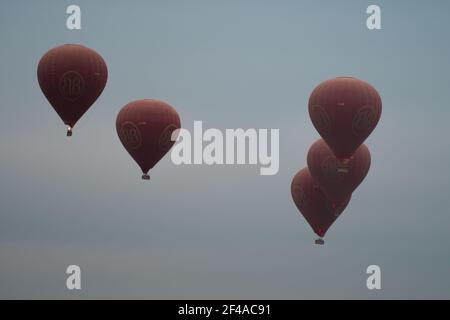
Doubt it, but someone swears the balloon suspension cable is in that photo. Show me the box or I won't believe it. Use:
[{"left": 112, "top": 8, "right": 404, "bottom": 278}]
[
  {"left": 66, "top": 126, "right": 72, "bottom": 137},
  {"left": 315, "top": 238, "right": 325, "bottom": 245},
  {"left": 142, "top": 173, "right": 150, "bottom": 180}
]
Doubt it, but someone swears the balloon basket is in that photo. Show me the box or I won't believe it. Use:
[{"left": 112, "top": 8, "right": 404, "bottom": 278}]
[
  {"left": 315, "top": 238, "right": 325, "bottom": 245},
  {"left": 142, "top": 174, "right": 150, "bottom": 180},
  {"left": 66, "top": 127, "right": 72, "bottom": 137}
]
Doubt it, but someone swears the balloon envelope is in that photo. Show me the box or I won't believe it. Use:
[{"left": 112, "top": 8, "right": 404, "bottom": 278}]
[
  {"left": 116, "top": 99, "right": 181, "bottom": 178},
  {"left": 308, "top": 77, "right": 381, "bottom": 157},
  {"left": 307, "top": 139, "right": 371, "bottom": 203},
  {"left": 37, "top": 44, "right": 108, "bottom": 133},
  {"left": 291, "top": 168, "right": 350, "bottom": 238}
]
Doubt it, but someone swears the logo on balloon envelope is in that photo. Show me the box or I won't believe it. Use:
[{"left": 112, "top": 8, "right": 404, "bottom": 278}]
[
  {"left": 352, "top": 106, "right": 376, "bottom": 136},
  {"left": 310, "top": 105, "right": 331, "bottom": 135},
  {"left": 58, "top": 71, "right": 85, "bottom": 101},
  {"left": 120, "top": 121, "right": 142, "bottom": 150},
  {"left": 321, "top": 157, "right": 349, "bottom": 181},
  {"left": 159, "top": 124, "right": 178, "bottom": 151}
]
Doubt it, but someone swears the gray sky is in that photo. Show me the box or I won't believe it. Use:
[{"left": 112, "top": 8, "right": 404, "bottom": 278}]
[{"left": 1, "top": 0, "right": 450, "bottom": 299}]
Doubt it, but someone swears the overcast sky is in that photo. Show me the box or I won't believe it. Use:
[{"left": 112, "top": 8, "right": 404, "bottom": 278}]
[{"left": 1, "top": 0, "right": 450, "bottom": 299}]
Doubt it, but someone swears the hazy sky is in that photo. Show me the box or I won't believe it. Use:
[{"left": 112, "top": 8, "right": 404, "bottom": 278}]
[{"left": 1, "top": 0, "right": 450, "bottom": 299}]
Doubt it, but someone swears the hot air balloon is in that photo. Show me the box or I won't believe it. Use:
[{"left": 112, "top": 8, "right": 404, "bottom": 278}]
[
  {"left": 37, "top": 44, "right": 108, "bottom": 136},
  {"left": 116, "top": 99, "right": 181, "bottom": 180},
  {"left": 291, "top": 168, "right": 351, "bottom": 244},
  {"left": 307, "top": 139, "right": 371, "bottom": 204},
  {"left": 308, "top": 77, "right": 381, "bottom": 158}
]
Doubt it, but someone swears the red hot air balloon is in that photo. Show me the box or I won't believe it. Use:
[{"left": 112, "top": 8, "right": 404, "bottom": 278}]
[
  {"left": 291, "top": 168, "right": 351, "bottom": 244},
  {"left": 37, "top": 44, "right": 108, "bottom": 136},
  {"left": 307, "top": 139, "right": 371, "bottom": 204},
  {"left": 116, "top": 99, "right": 181, "bottom": 180},
  {"left": 308, "top": 77, "right": 381, "bottom": 158}
]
